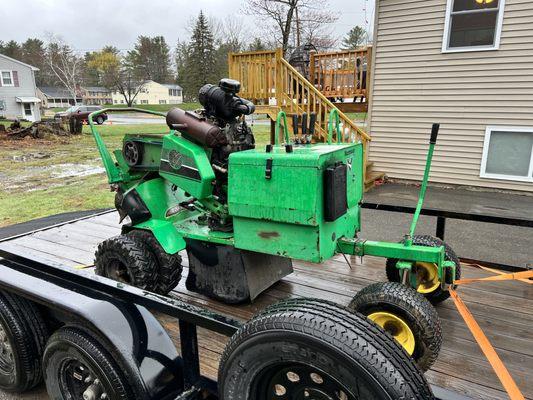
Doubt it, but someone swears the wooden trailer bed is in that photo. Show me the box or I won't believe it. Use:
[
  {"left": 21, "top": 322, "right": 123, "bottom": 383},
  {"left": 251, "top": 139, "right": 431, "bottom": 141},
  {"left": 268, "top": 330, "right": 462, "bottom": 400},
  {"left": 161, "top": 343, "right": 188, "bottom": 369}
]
[{"left": 0, "top": 211, "right": 530, "bottom": 400}]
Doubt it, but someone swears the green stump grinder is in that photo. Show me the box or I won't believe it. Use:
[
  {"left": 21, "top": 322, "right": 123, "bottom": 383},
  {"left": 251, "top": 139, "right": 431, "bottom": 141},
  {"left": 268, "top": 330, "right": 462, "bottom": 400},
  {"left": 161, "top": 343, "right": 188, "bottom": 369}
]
[{"left": 90, "top": 78, "right": 460, "bottom": 372}]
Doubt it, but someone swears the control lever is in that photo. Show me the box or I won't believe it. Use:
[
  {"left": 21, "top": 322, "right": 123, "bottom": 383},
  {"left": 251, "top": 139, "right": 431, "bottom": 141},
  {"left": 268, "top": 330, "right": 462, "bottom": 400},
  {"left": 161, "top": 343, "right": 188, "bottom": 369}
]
[
  {"left": 308, "top": 113, "right": 316, "bottom": 144},
  {"left": 292, "top": 114, "right": 300, "bottom": 144},
  {"left": 301, "top": 113, "right": 308, "bottom": 142}
]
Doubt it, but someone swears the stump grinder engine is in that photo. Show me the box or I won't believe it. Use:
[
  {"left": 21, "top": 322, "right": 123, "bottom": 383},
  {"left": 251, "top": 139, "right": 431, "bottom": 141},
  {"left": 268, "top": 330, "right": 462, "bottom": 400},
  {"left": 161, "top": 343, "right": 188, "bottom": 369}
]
[{"left": 89, "top": 78, "right": 457, "bottom": 306}]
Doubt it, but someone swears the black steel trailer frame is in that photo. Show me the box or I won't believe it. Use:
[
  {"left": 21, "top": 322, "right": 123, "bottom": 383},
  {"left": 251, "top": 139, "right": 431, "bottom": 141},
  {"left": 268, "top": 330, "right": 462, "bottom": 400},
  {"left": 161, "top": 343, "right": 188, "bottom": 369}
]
[{"left": 0, "top": 213, "right": 472, "bottom": 400}]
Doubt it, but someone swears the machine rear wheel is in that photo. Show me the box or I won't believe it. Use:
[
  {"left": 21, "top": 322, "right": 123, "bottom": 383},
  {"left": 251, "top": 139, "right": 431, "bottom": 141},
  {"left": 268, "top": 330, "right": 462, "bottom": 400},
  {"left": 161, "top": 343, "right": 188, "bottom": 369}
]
[
  {"left": 127, "top": 229, "right": 183, "bottom": 295},
  {"left": 94, "top": 235, "right": 158, "bottom": 291},
  {"left": 43, "top": 327, "right": 133, "bottom": 400},
  {"left": 349, "top": 282, "right": 442, "bottom": 372},
  {"left": 219, "top": 298, "right": 434, "bottom": 400},
  {"left": 0, "top": 292, "right": 47, "bottom": 392},
  {"left": 386, "top": 235, "right": 461, "bottom": 304}
]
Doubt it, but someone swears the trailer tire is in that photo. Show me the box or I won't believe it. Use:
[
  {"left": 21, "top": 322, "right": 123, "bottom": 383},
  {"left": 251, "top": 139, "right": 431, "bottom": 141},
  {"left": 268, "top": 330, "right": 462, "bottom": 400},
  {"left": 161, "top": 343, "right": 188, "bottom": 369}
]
[
  {"left": 349, "top": 282, "right": 442, "bottom": 372},
  {"left": 219, "top": 298, "right": 434, "bottom": 400},
  {"left": 0, "top": 292, "right": 47, "bottom": 392},
  {"left": 43, "top": 327, "right": 133, "bottom": 400},
  {"left": 127, "top": 229, "right": 183, "bottom": 295},
  {"left": 386, "top": 235, "right": 461, "bottom": 304},
  {"left": 95, "top": 235, "right": 158, "bottom": 291}
]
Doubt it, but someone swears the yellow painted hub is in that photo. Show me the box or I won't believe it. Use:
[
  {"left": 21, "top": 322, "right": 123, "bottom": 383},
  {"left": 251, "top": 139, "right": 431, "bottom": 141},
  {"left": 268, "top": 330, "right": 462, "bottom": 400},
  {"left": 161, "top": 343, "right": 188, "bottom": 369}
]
[
  {"left": 414, "top": 262, "right": 441, "bottom": 294},
  {"left": 368, "top": 312, "right": 416, "bottom": 355}
]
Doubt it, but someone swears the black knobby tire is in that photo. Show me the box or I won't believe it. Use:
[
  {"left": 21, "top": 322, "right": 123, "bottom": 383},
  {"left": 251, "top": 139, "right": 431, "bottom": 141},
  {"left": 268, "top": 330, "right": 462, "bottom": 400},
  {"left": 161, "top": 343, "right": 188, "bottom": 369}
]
[
  {"left": 386, "top": 235, "right": 461, "bottom": 304},
  {"left": 349, "top": 282, "right": 442, "bottom": 372},
  {"left": 0, "top": 291, "right": 48, "bottom": 392},
  {"left": 43, "top": 327, "right": 133, "bottom": 400},
  {"left": 96, "top": 116, "right": 105, "bottom": 125},
  {"left": 219, "top": 298, "right": 434, "bottom": 400},
  {"left": 94, "top": 235, "right": 158, "bottom": 291},
  {"left": 127, "top": 229, "right": 183, "bottom": 295}
]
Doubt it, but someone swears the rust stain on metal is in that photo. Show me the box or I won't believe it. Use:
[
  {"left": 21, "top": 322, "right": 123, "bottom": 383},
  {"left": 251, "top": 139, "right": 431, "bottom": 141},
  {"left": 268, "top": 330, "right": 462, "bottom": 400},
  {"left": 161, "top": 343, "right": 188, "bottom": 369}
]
[{"left": 259, "top": 231, "right": 280, "bottom": 239}]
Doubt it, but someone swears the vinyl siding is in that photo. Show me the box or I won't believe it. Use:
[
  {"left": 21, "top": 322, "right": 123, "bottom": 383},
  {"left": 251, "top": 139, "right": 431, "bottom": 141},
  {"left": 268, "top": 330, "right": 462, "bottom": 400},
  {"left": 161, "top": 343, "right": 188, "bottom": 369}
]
[
  {"left": 369, "top": 0, "right": 533, "bottom": 192},
  {"left": 0, "top": 55, "right": 41, "bottom": 121}
]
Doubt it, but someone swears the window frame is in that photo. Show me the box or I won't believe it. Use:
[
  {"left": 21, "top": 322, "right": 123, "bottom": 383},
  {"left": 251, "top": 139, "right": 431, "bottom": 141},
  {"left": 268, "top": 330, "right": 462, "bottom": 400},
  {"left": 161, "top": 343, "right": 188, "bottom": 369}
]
[
  {"left": 442, "top": 0, "right": 506, "bottom": 53},
  {"left": 480, "top": 126, "right": 533, "bottom": 183},
  {"left": 0, "top": 70, "right": 14, "bottom": 86}
]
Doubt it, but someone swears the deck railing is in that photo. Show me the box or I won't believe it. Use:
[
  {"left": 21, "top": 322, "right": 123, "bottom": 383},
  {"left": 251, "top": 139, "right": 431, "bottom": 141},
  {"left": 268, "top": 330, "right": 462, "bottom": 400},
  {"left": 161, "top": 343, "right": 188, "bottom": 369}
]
[
  {"left": 228, "top": 48, "right": 370, "bottom": 146},
  {"left": 310, "top": 48, "right": 371, "bottom": 100}
]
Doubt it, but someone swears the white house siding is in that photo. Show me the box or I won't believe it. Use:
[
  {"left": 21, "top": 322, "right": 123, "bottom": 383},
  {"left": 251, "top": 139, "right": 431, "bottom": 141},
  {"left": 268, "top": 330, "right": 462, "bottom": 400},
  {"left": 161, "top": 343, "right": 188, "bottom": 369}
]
[
  {"left": 0, "top": 55, "right": 41, "bottom": 121},
  {"left": 369, "top": 0, "right": 533, "bottom": 192}
]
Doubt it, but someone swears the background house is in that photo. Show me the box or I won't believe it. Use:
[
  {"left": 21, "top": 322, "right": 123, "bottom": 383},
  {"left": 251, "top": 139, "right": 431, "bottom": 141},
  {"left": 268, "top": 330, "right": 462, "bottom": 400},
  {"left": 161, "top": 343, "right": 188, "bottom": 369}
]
[
  {"left": 37, "top": 87, "right": 82, "bottom": 108},
  {"left": 112, "top": 81, "right": 183, "bottom": 105},
  {"left": 81, "top": 86, "right": 112, "bottom": 105},
  {"left": 368, "top": 0, "right": 533, "bottom": 193},
  {"left": 0, "top": 54, "right": 41, "bottom": 122}
]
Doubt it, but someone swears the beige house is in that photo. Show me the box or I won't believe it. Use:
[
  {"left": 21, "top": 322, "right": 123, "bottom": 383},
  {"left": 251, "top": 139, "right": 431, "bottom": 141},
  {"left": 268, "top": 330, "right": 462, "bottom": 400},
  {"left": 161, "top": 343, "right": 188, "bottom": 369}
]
[
  {"left": 81, "top": 86, "right": 112, "bottom": 105},
  {"left": 368, "top": 0, "right": 533, "bottom": 193},
  {"left": 112, "top": 81, "right": 183, "bottom": 105}
]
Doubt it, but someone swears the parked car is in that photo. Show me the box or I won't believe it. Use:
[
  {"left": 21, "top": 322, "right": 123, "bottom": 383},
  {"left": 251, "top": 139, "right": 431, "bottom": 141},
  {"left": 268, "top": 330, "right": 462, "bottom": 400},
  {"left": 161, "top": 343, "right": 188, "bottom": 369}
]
[{"left": 55, "top": 105, "right": 108, "bottom": 125}]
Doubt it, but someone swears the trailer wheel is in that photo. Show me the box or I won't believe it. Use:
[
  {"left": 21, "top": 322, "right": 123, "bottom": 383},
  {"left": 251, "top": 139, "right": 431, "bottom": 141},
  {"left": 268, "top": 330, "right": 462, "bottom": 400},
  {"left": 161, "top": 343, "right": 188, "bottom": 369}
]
[
  {"left": 127, "top": 229, "right": 183, "bottom": 295},
  {"left": 95, "top": 235, "right": 157, "bottom": 291},
  {"left": 43, "top": 327, "right": 132, "bottom": 400},
  {"left": 349, "top": 282, "right": 442, "bottom": 372},
  {"left": 219, "top": 298, "right": 434, "bottom": 400},
  {"left": 0, "top": 292, "right": 47, "bottom": 392},
  {"left": 386, "top": 235, "right": 461, "bottom": 304}
]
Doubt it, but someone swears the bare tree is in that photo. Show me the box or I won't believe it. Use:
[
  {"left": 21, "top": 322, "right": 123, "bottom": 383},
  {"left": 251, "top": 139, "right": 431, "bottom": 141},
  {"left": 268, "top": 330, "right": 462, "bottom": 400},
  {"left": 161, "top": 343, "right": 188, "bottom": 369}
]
[
  {"left": 243, "top": 0, "right": 338, "bottom": 55},
  {"left": 114, "top": 60, "right": 147, "bottom": 107},
  {"left": 45, "top": 34, "right": 83, "bottom": 104}
]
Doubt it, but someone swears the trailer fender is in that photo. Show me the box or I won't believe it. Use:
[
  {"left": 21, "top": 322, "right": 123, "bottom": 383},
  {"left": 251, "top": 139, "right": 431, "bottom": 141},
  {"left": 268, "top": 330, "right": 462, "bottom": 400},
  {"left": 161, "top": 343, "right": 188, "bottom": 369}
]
[{"left": 0, "top": 263, "right": 183, "bottom": 400}]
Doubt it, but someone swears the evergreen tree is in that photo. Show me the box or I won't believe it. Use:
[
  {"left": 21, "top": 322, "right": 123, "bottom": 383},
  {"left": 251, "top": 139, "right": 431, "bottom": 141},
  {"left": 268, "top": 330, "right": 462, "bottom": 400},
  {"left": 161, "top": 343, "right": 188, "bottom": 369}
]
[
  {"left": 341, "top": 26, "right": 367, "bottom": 50},
  {"left": 248, "top": 37, "right": 268, "bottom": 51},
  {"left": 128, "top": 36, "right": 172, "bottom": 83},
  {"left": 182, "top": 11, "right": 218, "bottom": 100},
  {"left": 1, "top": 40, "right": 22, "bottom": 59}
]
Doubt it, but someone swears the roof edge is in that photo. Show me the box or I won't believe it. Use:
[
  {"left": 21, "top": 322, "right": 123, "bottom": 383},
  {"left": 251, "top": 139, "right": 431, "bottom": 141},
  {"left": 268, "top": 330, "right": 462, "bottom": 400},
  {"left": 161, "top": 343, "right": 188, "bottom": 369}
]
[{"left": 0, "top": 53, "right": 39, "bottom": 71}]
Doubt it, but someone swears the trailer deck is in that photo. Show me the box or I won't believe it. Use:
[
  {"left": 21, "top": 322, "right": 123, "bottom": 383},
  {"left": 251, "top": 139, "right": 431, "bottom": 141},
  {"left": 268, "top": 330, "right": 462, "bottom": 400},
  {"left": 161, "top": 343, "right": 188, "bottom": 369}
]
[{"left": 0, "top": 210, "right": 531, "bottom": 400}]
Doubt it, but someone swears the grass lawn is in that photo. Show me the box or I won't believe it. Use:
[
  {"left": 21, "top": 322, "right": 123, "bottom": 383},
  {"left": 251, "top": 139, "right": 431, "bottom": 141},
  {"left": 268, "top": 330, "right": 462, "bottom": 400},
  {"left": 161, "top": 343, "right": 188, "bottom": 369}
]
[{"left": 0, "top": 123, "right": 271, "bottom": 227}]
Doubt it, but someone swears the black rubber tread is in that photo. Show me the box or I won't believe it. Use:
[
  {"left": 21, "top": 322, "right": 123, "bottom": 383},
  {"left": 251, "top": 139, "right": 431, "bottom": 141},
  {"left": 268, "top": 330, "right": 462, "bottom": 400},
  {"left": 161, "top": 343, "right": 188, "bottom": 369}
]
[
  {"left": 219, "top": 298, "right": 434, "bottom": 400},
  {"left": 94, "top": 234, "right": 158, "bottom": 291},
  {"left": 386, "top": 235, "right": 462, "bottom": 304},
  {"left": 127, "top": 229, "right": 183, "bottom": 295},
  {"left": 96, "top": 116, "right": 104, "bottom": 125},
  {"left": 0, "top": 291, "right": 48, "bottom": 392},
  {"left": 349, "top": 282, "right": 442, "bottom": 372},
  {"left": 43, "top": 327, "right": 133, "bottom": 400}
]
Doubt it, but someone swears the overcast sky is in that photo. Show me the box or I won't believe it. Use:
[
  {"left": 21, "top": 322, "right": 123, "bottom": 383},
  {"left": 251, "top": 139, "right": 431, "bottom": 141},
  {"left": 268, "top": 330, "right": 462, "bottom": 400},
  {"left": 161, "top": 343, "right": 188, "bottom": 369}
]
[{"left": 0, "top": 0, "right": 374, "bottom": 52}]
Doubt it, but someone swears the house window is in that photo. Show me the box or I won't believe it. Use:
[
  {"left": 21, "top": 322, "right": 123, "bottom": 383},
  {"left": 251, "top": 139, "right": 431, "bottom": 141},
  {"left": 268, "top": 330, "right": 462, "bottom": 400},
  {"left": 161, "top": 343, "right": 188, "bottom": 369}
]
[
  {"left": 480, "top": 126, "right": 533, "bottom": 182},
  {"left": 23, "top": 103, "right": 32, "bottom": 116},
  {"left": 141, "top": 100, "right": 149, "bottom": 104},
  {"left": 1, "top": 71, "right": 14, "bottom": 86},
  {"left": 443, "top": 0, "right": 505, "bottom": 52},
  {"left": 159, "top": 100, "right": 167, "bottom": 104}
]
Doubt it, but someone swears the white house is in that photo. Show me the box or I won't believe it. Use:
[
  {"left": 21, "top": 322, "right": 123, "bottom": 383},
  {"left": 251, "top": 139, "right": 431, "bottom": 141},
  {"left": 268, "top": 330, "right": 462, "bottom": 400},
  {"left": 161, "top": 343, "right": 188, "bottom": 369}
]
[
  {"left": 112, "top": 81, "right": 183, "bottom": 105},
  {"left": 0, "top": 54, "right": 41, "bottom": 122},
  {"left": 368, "top": 0, "right": 533, "bottom": 193}
]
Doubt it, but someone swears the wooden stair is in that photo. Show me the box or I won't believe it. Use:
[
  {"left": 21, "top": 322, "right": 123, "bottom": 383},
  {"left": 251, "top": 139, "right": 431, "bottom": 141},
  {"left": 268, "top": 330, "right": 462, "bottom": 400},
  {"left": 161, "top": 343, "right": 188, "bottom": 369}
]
[{"left": 228, "top": 49, "right": 382, "bottom": 190}]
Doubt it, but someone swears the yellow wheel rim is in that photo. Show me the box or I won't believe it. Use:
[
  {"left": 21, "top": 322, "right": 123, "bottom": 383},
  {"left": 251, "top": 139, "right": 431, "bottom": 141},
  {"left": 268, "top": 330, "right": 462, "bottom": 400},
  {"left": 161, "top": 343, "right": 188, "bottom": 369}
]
[
  {"left": 414, "top": 262, "right": 440, "bottom": 294},
  {"left": 368, "top": 312, "right": 416, "bottom": 355}
]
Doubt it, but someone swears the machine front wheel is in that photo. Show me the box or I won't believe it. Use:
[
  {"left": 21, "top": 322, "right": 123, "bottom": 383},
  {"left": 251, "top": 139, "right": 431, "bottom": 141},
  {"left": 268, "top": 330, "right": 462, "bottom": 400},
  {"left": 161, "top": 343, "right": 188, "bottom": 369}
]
[
  {"left": 386, "top": 235, "right": 461, "bottom": 304},
  {"left": 219, "top": 298, "right": 434, "bottom": 400},
  {"left": 95, "top": 235, "right": 158, "bottom": 291},
  {"left": 127, "top": 230, "right": 183, "bottom": 295},
  {"left": 349, "top": 282, "right": 442, "bottom": 372}
]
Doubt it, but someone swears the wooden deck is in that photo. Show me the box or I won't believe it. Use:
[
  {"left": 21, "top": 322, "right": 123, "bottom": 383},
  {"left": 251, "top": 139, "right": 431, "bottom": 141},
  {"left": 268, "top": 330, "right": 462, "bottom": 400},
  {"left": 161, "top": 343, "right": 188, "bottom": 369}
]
[{"left": 1, "top": 211, "right": 531, "bottom": 400}]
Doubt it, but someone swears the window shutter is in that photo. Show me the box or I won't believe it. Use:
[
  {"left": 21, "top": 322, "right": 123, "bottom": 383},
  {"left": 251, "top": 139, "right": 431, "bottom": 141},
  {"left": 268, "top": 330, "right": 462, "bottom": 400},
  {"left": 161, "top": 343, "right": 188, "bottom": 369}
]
[{"left": 13, "top": 71, "right": 19, "bottom": 87}]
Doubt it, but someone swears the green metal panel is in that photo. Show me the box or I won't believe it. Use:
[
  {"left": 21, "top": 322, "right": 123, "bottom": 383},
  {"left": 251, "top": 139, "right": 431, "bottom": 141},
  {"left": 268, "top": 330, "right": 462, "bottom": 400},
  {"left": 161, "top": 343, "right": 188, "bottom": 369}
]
[
  {"left": 228, "top": 143, "right": 363, "bottom": 262},
  {"left": 159, "top": 134, "right": 215, "bottom": 200}
]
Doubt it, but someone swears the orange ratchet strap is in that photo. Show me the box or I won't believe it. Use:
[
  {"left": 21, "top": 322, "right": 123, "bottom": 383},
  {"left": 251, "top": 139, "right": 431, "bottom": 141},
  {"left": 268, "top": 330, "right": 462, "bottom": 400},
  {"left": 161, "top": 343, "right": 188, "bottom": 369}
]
[{"left": 449, "top": 267, "right": 532, "bottom": 400}]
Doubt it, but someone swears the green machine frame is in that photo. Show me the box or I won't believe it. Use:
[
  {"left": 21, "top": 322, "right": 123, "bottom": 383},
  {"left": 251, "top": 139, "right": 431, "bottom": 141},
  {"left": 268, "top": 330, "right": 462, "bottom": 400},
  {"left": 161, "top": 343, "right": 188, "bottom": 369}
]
[{"left": 89, "top": 108, "right": 456, "bottom": 293}]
